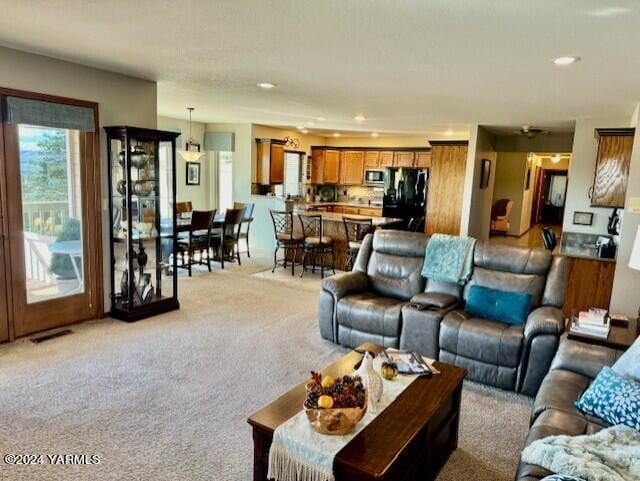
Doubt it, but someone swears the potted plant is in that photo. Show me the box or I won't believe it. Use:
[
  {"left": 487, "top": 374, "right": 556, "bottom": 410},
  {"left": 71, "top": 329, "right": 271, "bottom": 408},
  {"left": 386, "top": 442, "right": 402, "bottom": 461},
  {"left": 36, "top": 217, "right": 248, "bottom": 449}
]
[{"left": 50, "top": 218, "right": 81, "bottom": 294}]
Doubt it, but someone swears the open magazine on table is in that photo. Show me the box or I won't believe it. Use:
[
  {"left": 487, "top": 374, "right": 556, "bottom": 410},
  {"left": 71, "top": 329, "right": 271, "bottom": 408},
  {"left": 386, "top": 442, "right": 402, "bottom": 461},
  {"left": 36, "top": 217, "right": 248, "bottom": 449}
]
[{"left": 379, "top": 348, "right": 434, "bottom": 375}]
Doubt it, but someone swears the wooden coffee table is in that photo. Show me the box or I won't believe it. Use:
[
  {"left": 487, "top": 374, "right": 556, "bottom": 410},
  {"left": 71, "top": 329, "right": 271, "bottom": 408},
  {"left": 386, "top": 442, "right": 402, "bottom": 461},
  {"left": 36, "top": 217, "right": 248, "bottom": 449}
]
[{"left": 247, "top": 343, "right": 467, "bottom": 481}]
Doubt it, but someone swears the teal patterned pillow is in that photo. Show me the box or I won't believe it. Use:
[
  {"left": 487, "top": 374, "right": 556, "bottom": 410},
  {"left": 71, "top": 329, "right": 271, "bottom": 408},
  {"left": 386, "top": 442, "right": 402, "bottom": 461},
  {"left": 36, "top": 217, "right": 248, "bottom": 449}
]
[{"left": 575, "top": 367, "right": 640, "bottom": 430}]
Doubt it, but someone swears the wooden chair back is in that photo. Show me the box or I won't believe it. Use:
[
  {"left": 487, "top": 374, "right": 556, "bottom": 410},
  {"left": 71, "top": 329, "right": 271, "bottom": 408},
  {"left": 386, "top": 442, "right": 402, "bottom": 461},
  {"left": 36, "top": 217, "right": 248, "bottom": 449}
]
[{"left": 223, "top": 208, "right": 245, "bottom": 240}]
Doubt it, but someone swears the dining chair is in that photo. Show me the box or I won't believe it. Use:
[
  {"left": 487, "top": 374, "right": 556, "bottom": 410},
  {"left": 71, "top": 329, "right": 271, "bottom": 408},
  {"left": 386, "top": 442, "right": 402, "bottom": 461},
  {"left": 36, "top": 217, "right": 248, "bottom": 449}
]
[
  {"left": 298, "top": 213, "right": 335, "bottom": 279},
  {"left": 269, "top": 210, "right": 303, "bottom": 276},
  {"left": 210, "top": 208, "right": 245, "bottom": 268},
  {"left": 177, "top": 209, "right": 215, "bottom": 277},
  {"left": 234, "top": 201, "right": 255, "bottom": 259},
  {"left": 342, "top": 217, "right": 374, "bottom": 271}
]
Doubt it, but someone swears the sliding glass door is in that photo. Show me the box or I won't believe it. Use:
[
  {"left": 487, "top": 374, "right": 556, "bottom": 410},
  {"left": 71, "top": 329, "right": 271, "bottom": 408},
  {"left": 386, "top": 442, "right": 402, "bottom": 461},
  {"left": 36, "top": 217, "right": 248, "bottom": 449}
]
[{"left": 0, "top": 90, "right": 102, "bottom": 338}]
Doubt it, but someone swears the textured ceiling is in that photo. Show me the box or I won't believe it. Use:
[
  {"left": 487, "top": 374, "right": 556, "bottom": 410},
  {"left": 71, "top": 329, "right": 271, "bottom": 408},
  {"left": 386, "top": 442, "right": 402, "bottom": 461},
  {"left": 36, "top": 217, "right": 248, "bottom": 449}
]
[{"left": 1, "top": 0, "right": 639, "bottom": 136}]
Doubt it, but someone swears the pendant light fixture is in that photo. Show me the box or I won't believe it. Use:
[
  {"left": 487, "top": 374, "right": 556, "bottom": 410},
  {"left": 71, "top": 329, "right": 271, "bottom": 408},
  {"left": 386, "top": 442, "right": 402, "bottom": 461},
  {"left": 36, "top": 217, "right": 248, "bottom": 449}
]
[{"left": 178, "top": 107, "right": 205, "bottom": 162}]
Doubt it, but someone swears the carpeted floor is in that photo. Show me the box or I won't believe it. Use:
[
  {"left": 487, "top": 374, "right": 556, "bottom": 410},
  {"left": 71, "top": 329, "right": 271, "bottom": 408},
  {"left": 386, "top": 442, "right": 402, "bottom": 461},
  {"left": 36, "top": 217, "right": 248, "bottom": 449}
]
[{"left": 0, "top": 264, "right": 532, "bottom": 481}]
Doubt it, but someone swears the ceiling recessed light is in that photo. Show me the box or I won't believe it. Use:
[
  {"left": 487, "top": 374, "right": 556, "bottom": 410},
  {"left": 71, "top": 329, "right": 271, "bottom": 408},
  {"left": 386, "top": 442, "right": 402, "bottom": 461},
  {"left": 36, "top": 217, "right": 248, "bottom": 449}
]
[
  {"left": 305, "top": 121, "right": 314, "bottom": 126},
  {"left": 371, "top": 132, "right": 379, "bottom": 138},
  {"left": 551, "top": 154, "right": 561, "bottom": 164},
  {"left": 333, "top": 132, "right": 341, "bottom": 137},
  {"left": 553, "top": 56, "right": 581, "bottom": 66},
  {"left": 301, "top": 129, "right": 309, "bottom": 134},
  {"left": 444, "top": 129, "right": 454, "bottom": 136},
  {"left": 354, "top": 115, "right": 366, "bottom": 122},
  {"left": 316, "top": 116, "right": 326, "bottom": 122},
  {"left": 296, "top": 125, "right": 304, "bottom": 130},
  {"left": 257, "top": 82, "right": 276, "bottom": 89}
]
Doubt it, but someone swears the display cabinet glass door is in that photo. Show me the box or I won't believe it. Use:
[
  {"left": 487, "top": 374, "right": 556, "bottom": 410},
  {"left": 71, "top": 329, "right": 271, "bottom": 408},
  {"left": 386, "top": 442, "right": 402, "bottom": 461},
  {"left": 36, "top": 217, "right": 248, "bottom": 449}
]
[{"left": 107, "top": 128, "right": 177, "bottom": 319}]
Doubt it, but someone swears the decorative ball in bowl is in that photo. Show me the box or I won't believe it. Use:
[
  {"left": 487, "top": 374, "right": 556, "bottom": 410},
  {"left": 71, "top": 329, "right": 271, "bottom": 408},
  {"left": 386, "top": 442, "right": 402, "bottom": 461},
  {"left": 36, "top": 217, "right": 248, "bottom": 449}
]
[{"left": 303, "top": 371, "right": 367, "bottom": 435}]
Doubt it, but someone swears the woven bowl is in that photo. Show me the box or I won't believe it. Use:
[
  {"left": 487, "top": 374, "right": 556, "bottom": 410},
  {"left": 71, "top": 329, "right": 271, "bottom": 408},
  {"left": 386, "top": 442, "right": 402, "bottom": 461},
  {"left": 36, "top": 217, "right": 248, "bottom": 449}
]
[{"left": 303, "top": 386, "right": 367, "bottom": 435}]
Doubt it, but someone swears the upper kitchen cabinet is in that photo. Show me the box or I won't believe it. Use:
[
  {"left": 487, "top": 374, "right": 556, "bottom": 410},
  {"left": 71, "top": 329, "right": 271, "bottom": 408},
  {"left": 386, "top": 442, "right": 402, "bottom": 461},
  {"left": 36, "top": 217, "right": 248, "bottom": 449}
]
[
  {"left": 415, "top": 151, "right": 432, "bottom": 169},
  {"left": 393, "top": 151, "right": 415, "bottom": 168},
  {"left": 310, "top": 148, "right": 340, "bottom": 184},
  {"left": 591, "top": 128, "right": 635, "bottom": 208},
  {"left": 591, "top": 129, "right": 635, "bottom": 207},
  {"left": 339, "top": 150, "right": 365, "bottom": 185},
  {"left": 364, "top": 150, "right": 380, "bottom": 168},
  {"left": 379, "top": 151, "right": 394, "bottom": 168},
  {"left": 256, "top": 138, "right": 286, "bottom": 185}
]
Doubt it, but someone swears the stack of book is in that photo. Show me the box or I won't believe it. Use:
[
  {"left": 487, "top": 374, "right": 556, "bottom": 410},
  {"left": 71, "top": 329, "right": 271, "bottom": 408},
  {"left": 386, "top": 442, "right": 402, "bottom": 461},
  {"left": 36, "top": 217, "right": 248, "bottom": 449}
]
[{"left": 570, "top": 308, "right": 610, "bottom": 339}]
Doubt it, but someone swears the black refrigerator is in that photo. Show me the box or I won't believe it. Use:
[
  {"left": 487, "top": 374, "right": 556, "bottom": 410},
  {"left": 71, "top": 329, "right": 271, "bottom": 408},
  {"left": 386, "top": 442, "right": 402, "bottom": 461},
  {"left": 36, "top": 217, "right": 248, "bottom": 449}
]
[{"left": 382, "top": 167, "right": 428, "bottom": 230}]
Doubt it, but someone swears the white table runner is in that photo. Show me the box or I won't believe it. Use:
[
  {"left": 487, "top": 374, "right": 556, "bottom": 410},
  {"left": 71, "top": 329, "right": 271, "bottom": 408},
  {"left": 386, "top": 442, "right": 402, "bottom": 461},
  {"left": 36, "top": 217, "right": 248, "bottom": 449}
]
[{"left": 267, "top": 366, "right": 420, "bottom": 481}]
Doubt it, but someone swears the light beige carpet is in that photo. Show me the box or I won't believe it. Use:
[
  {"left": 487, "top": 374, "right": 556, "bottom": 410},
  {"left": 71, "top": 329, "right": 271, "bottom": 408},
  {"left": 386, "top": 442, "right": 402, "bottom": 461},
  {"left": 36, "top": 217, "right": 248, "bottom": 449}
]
[{"left": 0, "top": 268, "right": 531, "bottom": 481}]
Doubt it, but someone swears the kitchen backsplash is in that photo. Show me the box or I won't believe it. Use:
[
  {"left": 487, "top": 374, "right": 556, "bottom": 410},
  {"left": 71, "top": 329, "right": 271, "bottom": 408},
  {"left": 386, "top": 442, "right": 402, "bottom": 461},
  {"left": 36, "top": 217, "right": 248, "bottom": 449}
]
[{"left": 337, "top": 185, "right": 384, "bottom": 203}]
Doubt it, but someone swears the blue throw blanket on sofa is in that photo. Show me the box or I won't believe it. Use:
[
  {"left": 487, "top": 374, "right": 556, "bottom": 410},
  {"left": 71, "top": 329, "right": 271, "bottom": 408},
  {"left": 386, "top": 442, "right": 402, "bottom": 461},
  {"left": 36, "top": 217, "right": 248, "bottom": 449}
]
[{"left": 421, "top": 233, "right": 476, "bottom": 284}]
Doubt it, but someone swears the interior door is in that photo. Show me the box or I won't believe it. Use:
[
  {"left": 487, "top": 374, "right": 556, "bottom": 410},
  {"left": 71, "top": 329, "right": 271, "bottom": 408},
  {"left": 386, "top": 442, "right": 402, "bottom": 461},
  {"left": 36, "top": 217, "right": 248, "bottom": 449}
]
[{"left": 0, "top": 92, "right": 101, "bottom": 338}]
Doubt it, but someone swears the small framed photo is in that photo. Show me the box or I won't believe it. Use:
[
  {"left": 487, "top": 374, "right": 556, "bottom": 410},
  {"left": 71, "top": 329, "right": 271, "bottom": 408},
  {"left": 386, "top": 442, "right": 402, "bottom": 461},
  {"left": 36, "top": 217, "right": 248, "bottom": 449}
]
[
  {"left": 573, "top": 211, "right": 593, "bottom": 226},
  {"left": 186, "top": 162, "right": 201, "bottom": 185},
  {"left": 480, "top": 158, "right": 491, "bottom": 189}
]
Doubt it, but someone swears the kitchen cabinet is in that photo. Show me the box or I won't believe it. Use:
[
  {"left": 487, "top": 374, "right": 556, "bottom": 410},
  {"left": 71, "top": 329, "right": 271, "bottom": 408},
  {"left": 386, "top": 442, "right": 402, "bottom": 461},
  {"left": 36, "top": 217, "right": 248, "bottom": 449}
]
[
  {"left": 342, "top": 206, "right": 359, "bottom": 215},
  {"left": 358, "top": 207, "right": 382, "bottom": 216},
  {"left": 364, "top": 151, "right": 380, "bottom": 168},
  {"left": 591, "top": 128, "right": 635, "bottom": 208},
  {"left": 563, "top": 258, "right": 616, "bottom": 317},
  {"left": 310, "top": 148, "right": 340, "bottom": 184},
  {"left": 379, "top": 151, "right": 394, "bottom": 168},
  {"left": 415, "top": 151, "right": 432, "bottom": 169},
  {"left": 323, "top": 150, "right": 341, "bottom": 184},
  {"left": 310, "top": 148, "right": 324, "bottom": 183},
  {"left": 394, "top": 151, "right": 415, "bottom": 168},
  {"left": 309, "top": 147, "right": 431, "bottom": 185},
  {"left": 256, "top": 138, "right": 286, "bottom": 185},
  {"left": 339, "top": 150, "right": 365, "bottom": 185}
]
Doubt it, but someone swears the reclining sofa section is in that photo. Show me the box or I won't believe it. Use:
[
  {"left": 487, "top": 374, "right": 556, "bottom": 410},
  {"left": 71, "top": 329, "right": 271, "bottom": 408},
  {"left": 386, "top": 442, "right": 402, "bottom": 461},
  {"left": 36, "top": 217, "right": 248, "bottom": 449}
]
[{"left": 319, "top": 230, "right": 568, "bottom": 396}]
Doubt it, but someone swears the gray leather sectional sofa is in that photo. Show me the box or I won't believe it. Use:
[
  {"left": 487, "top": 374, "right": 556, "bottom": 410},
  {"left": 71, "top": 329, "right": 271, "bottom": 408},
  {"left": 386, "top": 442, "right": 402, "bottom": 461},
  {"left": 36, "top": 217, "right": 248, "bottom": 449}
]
[
  {"left": 318, "top": 230, "right": 569, "bottom": 396},
  {"left": 516, "top": 339, "right": 623, "bottom": 480}
]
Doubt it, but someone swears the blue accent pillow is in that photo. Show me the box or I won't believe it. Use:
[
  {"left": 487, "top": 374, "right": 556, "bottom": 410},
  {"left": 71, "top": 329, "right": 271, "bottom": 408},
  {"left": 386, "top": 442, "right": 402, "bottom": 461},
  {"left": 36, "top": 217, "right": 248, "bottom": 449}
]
[
  {"left": 575, "top": 367, "right": 640, "bottom": 430},
  {"left": 612, "top": 336, "right": 640, "bottom": 381},
  {"left": 464, "top": 285, "right": 532, "bottom": 325}
]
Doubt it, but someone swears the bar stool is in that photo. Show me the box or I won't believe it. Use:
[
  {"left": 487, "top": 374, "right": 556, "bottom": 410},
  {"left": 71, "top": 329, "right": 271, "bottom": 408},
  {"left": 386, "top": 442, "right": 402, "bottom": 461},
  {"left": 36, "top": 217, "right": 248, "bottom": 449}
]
[
  {"left": 269, "top": 210, "right": 303, "bottom": 275},
  {"left": 298, "top": 213, "right": 335, "bottom": 279},
  {"left": 342, "top": 217, "right": 374, "bottom": 271}
]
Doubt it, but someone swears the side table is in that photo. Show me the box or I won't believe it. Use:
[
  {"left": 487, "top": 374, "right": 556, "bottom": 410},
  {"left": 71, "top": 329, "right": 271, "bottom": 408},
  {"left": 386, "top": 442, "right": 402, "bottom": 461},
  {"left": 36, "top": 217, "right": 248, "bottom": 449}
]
[{"left": 567, "top": 316, "right": 639, "bottom": 350}]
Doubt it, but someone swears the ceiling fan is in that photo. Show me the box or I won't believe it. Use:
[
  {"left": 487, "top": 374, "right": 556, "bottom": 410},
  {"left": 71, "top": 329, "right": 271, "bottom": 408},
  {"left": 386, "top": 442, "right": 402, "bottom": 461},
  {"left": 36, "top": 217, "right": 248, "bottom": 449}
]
[{"left": 514, "top": 125, "right": 550, "bottom": 139}]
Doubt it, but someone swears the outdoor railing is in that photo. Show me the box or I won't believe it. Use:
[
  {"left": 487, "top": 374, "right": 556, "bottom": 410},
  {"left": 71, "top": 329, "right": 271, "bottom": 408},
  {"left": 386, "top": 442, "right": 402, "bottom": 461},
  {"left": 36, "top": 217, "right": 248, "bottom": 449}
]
[{"left": 23, "top": 201, "right": 68, "bottom": 236}]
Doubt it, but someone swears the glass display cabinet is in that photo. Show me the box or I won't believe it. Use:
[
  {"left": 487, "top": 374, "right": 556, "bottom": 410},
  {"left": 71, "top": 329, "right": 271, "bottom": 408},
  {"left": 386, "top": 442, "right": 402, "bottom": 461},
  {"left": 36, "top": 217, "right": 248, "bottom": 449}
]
[{"left": 105, "top": 126, "right": 180, "bottom": 321}]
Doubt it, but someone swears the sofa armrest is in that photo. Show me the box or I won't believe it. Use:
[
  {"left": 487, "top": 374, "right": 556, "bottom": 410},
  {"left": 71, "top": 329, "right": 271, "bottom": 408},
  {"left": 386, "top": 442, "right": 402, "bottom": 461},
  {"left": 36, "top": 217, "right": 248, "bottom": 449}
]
[
  {"left": 321, "top": 271, "right": 369, "bottom": 300},
  {"left": 524, "top": 306, "right": 565, "bottom": 339},
  {"left": 550, "top": 338, "right": 623, "bottom": 380}
]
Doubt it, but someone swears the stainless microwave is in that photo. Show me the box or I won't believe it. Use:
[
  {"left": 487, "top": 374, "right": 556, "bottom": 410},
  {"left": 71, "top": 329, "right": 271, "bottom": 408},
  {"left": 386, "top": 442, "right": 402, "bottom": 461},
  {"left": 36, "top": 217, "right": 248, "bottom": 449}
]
[{"left": 364, "top": 169, "right": 385, "bottom": 185}]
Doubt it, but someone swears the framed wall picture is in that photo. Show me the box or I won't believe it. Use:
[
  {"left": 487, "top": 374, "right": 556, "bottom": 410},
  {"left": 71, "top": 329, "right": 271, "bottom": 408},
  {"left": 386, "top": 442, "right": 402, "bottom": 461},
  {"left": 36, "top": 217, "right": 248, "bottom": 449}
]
[
  {"left": 480, "top": 158, "right": 491, "bottom": 189},
  {"left": 573, "top": 211, "right": 594, "bottom": 226},
  {"left": 186, "top": 161, "right": 201, "bottom": 185},
  {"left": 524, "top": 157, "right": 532, "bottom": 190}
]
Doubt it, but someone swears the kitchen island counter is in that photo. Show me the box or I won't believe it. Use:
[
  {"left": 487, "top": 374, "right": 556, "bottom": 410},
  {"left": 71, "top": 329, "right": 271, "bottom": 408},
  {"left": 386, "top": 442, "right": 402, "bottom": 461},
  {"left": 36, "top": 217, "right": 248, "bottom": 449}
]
[{"left": 291, "top": 210, "right": 403, "bottom": 271}]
